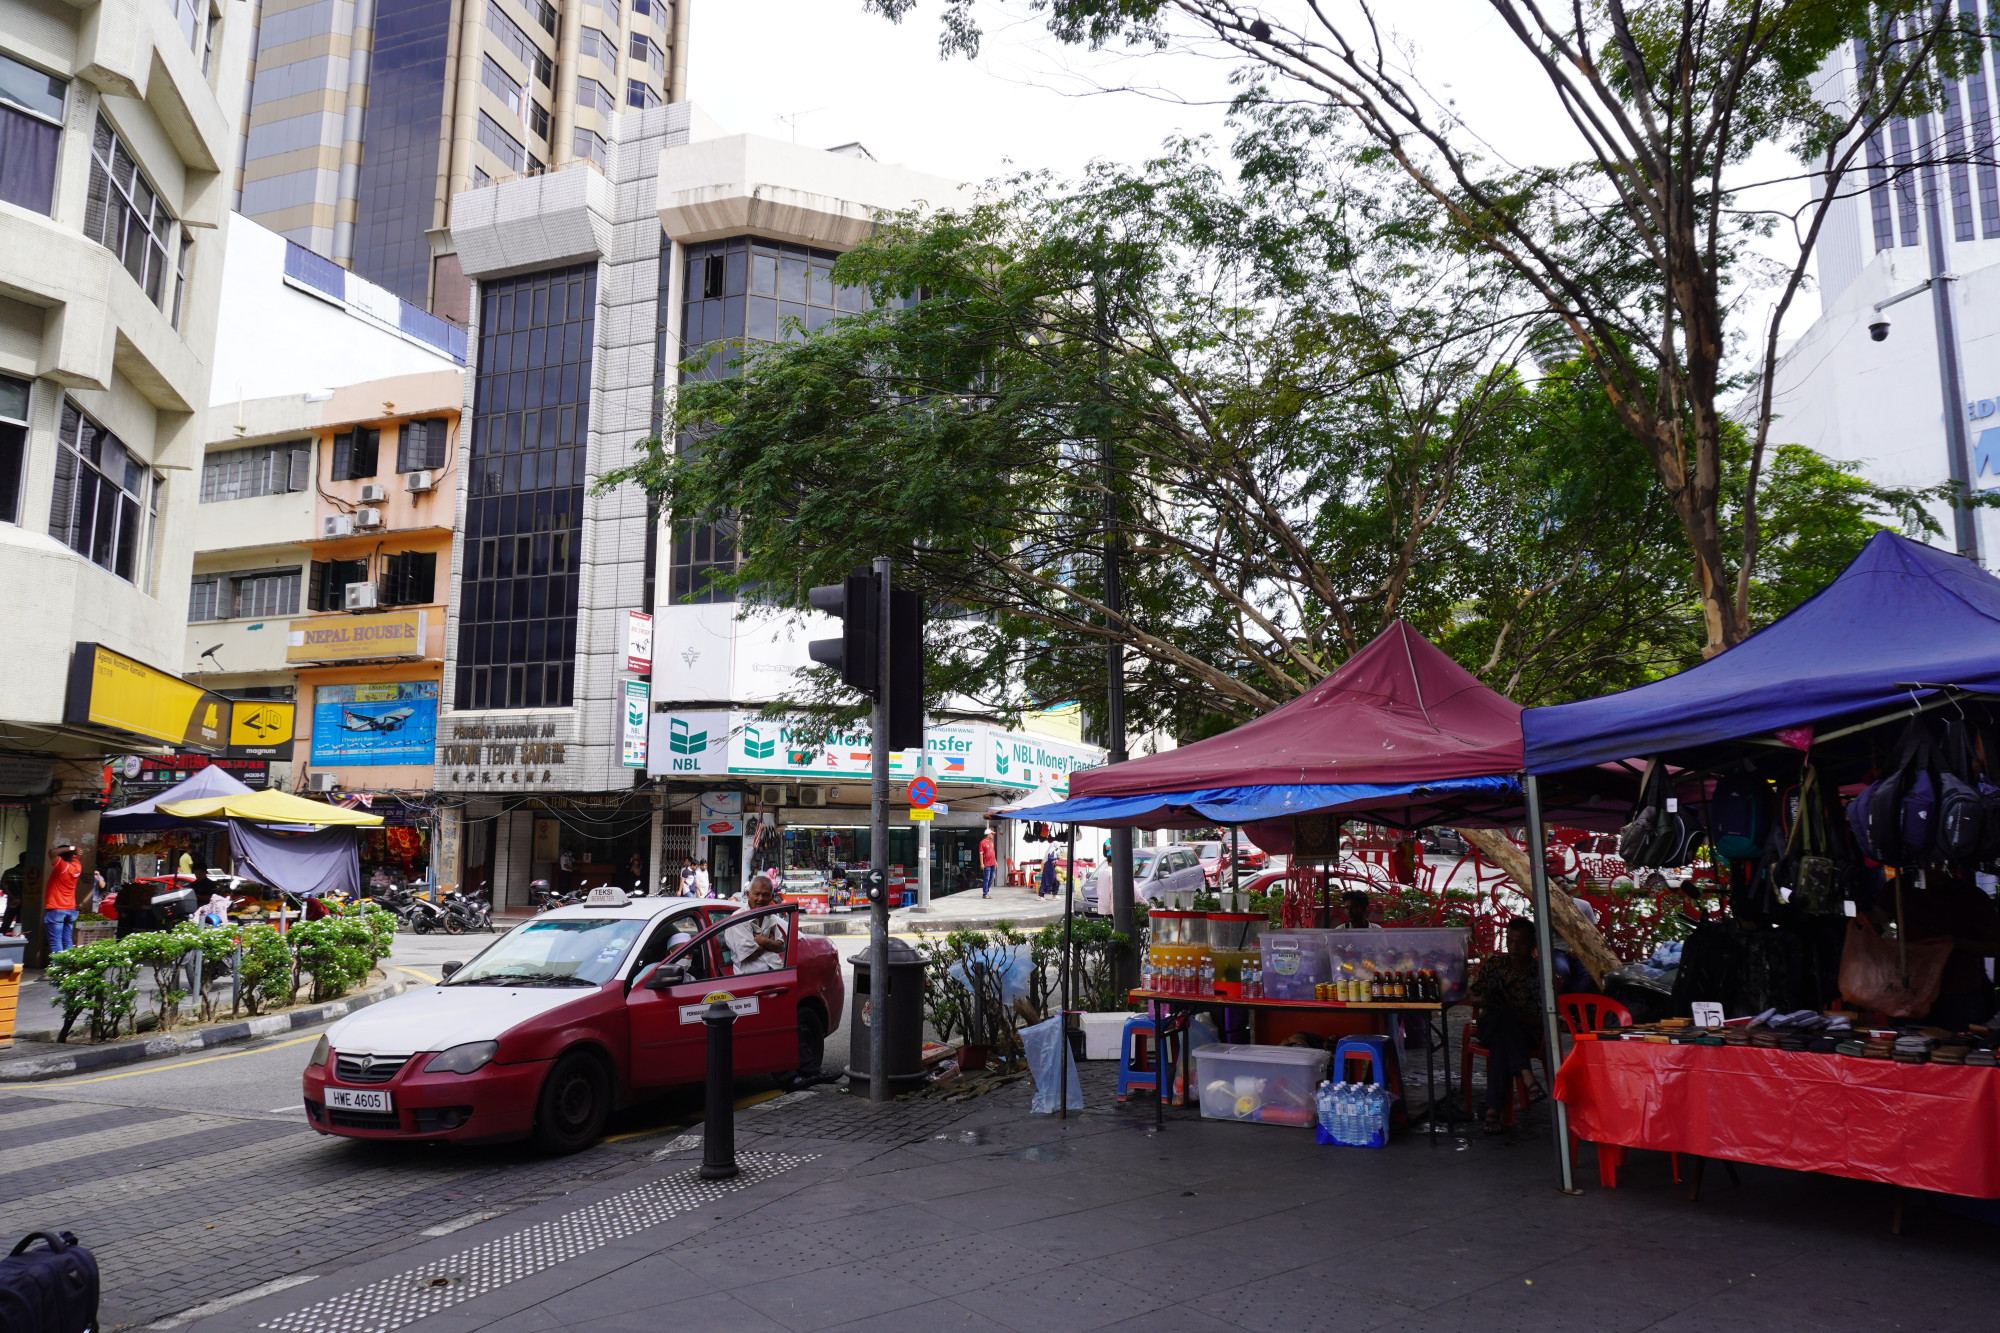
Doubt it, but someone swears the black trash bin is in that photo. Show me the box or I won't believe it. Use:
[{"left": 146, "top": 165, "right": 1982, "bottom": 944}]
[{"left": 844, "top": 937, "right": 926, "bottom": 1089}]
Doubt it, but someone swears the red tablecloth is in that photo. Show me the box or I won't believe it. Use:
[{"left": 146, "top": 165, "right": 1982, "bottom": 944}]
[{"left": 1555, "top": 1040, "right": 2000, "bottom": 1197}]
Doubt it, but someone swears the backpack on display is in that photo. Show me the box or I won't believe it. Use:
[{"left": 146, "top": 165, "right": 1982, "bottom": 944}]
[
  {"left": 1936, "top": 717, "right": 1985, "bottom": 862},
  {"left": 1848, "top": 722, "right": 1926, "bottom": 864},
  {"left": 0, "top": 1230, "right": 99, "bottom": 1333},
  {"left": 1709, "top": 774, "right": 1771, "bottom": 862},
  {"left": 1618, "top": 759, "right": 1681, "bottom": 867},
  {"left": 1780, "top": 767, "right": 1841, "bottom": 916}
]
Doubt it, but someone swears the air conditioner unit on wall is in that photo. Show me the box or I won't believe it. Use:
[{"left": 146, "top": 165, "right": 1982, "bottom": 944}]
[
  {"left": 323, "top": 513, "right": 355, "bottom": 538},
  {"left": 405, "top": 470, "right": 435, "bottom": 493},
  {"left": 794, "top": 786, "right": 827, "bottom": 807},
  {"left": 344, "top": 582, "right": 379, "bottom": 611},
  {"left": 355, "top": 507, "right": 383, "bottom": 529},
  {"left": 358, "top": 483, "right": 387, "bottom": 503},
  {"left": 759, "top": 784, "right": 789, "bottom": 807},
  {"left": 308, "top": 772, "right": 338, "bottom": 792}
]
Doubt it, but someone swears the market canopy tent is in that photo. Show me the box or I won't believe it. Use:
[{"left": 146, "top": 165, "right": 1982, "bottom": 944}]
[
  {"left": 1005, "top": 621, "right": 1627, "bottom": 834},
  {"left": 1523, "top": 531, "right": 2000, "bottom": 777},
  {"left": 160, "top": 788, "right": 386, "bottom": 827},
  {"left": 98, "top": 763, "right": 251, "bottom": 832}
]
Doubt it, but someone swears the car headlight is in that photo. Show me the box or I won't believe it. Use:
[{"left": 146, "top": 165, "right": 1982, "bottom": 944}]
[
  {"left": 424, "top": 1041, "right": 498, "bottom": 1075},
  {"left": 308, "top": 1035, "right": 330, "bottom": 1067}
]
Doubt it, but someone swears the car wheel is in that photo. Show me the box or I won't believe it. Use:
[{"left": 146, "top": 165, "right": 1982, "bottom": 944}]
[
  {"left": 798, "top": 1006, "right": 827, "bottom": 1074},
  {"left": 534, "top": 1051, "right": 610, "bottom": 1154}
]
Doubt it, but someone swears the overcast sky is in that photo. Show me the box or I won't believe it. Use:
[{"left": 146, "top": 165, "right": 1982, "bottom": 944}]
[{"left": 688, "top": 1, "right": 1818, "bottom": 345}]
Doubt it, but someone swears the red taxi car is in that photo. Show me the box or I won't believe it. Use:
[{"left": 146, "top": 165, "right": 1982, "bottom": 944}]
[{"left": 302, "top": 891, "right": 843, "bottom": 1152}]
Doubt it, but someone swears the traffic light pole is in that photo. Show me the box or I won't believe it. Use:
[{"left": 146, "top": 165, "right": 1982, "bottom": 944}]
[{"left": 869, "top": 555, "right": 892, "bottom": 1103}]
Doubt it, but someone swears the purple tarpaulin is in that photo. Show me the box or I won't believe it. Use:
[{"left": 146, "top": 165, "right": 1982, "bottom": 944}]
[{"left": 227, "top": 822, "right": 360, "bottom": 898}]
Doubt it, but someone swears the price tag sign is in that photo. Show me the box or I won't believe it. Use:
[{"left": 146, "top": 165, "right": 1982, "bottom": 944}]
[{"left": 1691, "top": 1001, "right": 1724, "bottom": 1028}]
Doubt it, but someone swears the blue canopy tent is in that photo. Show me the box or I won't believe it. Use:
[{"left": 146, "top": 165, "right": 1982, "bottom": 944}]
[{"left": 98, "top": 763, "right": 251, "bottom": 833}]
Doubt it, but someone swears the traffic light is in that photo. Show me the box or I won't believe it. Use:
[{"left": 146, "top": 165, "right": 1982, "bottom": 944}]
[
  {"left": 808, "top": 567, "right": 924, "bottom": 751},
  {"left": 808, "top": 570, "right": 876, "bottom": 694}
]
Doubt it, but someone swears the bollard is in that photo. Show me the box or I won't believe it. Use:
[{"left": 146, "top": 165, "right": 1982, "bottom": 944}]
[{"left": 700, "top": 998, "right": 738, "bottom": 1180}]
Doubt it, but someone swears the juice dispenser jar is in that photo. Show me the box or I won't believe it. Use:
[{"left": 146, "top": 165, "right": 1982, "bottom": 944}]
[
  {"left": 1206, "top": 910, "right": 1266, "bottom": 997},
  {"left": 1148, "top": 909, "right": 1190, "bottom": 991}
]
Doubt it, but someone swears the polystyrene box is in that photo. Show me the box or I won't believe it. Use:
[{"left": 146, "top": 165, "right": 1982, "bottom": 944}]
[
  {"left": 1324, "top": 927, "right": 1471, "bottom": 1001},
  {"left": 1260, "top": 930, "right": 1329, "bottom": 999},
  {"left": 1194, "top": 1042, "right": 1331, "bottom": 1126}
]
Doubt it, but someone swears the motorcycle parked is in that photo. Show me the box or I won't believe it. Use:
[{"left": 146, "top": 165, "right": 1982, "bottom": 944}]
[{"left": 441, "top": 889, "right": 492, "bottom": 934}]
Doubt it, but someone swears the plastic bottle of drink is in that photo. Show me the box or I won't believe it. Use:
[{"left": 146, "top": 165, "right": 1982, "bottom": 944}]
[
  {"left": 1341, "top": 1082, "right": 1360, "bottom": 1145},
  {"left": 1331, "top": 1082, "right": 1349, "bottom": 1143}
]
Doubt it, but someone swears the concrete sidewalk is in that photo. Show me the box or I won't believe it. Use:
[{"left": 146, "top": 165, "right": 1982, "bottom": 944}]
[
  {"left": 803, "top": 882, "right": 1076, "bottom": 936},
  {"left": 177, "top": 1063, "right": 2000, "bottom": 1333}
]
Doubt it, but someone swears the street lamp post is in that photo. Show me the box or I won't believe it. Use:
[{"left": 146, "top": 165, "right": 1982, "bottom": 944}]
[{"left": 1871, "top": 120, "right": 1981, "bottom": 563}]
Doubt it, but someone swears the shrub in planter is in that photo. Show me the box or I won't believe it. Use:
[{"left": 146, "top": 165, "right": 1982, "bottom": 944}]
[
  {"left": 914, "top": 926, "right": 1028, "bottom": 1067},
  {"left": 231, "top": 924, "right": 294, "bottom": 1016},
  {"left": 288, "top": 909, "right": 386, "bottom": 1004},
  {"left": 1028, "top": 915, "right": 1134, "bottom": 1015},
  {"left": 45, "top": 939, "right": 138, "bottom": 1043},
  {"left": 124, "top": 925, "right": 204, "bottom": 1032}
]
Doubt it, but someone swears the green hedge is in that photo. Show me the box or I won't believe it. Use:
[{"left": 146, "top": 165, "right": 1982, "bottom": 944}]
[{"left": 43, "top": 902, "right": 397, "bottom": 1043}]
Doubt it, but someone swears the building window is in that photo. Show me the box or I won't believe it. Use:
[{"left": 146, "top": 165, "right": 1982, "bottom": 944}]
[
  {"left": 170, "top": 233, "right": 194, "bottom": 330},
  {"left": 0, "top": 51, "right": 66, "bottom": 216},
  {"left": 190, "top": 567, "right": 303, "bottom": 621},
  {"left": 395, "top": 418, "right": 450, "bottom": 472},
  {"left": 201, "top": 440, "right": 311, "bottom": 502},
  {"left": 51, "top": 400, "right": 157, "bottom": 583},
  {"left": 587, "top": 0, "right": 621, "bottom": 22},
  {"left": 309, "top": 557, "right": 373, "bottom": 610},
  {"left": 580, "top": 27, "right": 616, "bottom": 66},
  {"left": 85, "top": 116, "right": 176, "bottom": 310},
  {"left": 382, "top": 550, "right": 437, "bottom": 604},
  {"left": 486, "top": 1, "right": 541, "bottom": 70},
  {"left": 457, "top": 263, "right": 594, "bottom": 711},
  {"left": 530, "top": 101, "right": 551, "bottom": 140},
  {"left": 536, "top": 0, "right": 557, "bottom": 33},
  {"left": 533, "top": 50, "right": 554, "bottom": 87},
  {"left": 0, "top": 373, "right": 26, "bottom": 525},
  {"left": 681, "top": 235, "right": 868, "bottom": 371},
  {"left": 482, "top": 55, "right": 525, "bottom": 117},
  {"left": 331, "top": 428, "right": 380, "bottom": 480},
  {"left": 630, "top": 34, "right": 664, "bottom": 73},
  {"left": 669, "top": 516, "right": 737, "bottom": 605},
  {"left": 163, "top": 0, "right": 204, "bottom": 51},
  {"left": 577, "top": 76, "right": 614, "bottom": 116},
  {"left": 634, "top": 0, "right": 652, "bottom": 15},
  {"left": 627, "top": 79, "right": 660, "bottom": 110},
  {"left": 571, "top": 128, "right": 606, "bottom": 167},
  {"left": 477, "top": 112, "right": 526, "bottom": 174}
]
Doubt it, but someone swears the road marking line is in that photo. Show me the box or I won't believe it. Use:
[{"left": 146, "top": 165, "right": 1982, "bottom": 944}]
[
  {"left": 391, "top": 965, "right": 438, "bottom": 983},
  {"left": 148, "top": 1274, "right": 320, "bottom": 1328},
  {"left": 64, "top": 1034, "right": 318, "bottom": 1084},
  {"left": 418, "top": 1209, "right": 507, "bottom": 1237},
  {"left": 269, "top": 1105, "right": 301, "bottom": 1113}
]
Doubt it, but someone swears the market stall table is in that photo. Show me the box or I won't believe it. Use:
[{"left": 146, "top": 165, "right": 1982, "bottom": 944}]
[
  {"left": 1130, "top": 988, "right": 1450, "bottom": 1142},
  {"left": 1556, "top": 1038, "right": 2000, "bottom": 1198}
]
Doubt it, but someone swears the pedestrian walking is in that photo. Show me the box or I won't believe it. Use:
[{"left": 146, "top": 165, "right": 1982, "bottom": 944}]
[
  {"left": 979, "top": 829, "right": 997, "bottom": 898},
  {"left": 1039, "top": 846, "right": 1058, "bottom": 897},
  {"left": 43, "top": 843, "right": 82, "bottom": 957}
]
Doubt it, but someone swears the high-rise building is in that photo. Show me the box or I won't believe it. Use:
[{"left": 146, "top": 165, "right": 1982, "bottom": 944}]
[
  {"left": 0, "top": 0, "right": 250, "bottom": 957},
  {"left": 232, "top": 0, "right": 688, "bottom": 316}
]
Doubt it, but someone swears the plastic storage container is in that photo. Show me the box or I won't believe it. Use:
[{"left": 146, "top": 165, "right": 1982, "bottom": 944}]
[
  {"left": 1194, "top": 1042, "right": 1331, "bottom": 1126},
  {"left": 1260, "top": 930, "right": 1330, "bottom": 1000},
  {"left": 1323, "top": 927, "right": 1471, "bottom": 1001}
]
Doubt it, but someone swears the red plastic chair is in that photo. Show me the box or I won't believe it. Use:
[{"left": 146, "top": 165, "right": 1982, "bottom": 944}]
[
  {"left": 1460, "top": 1004, "right": 1547, "bottom": 1126},
  {"left": 1555, "top": 992, "right": 1679, "bottom": 1187}
]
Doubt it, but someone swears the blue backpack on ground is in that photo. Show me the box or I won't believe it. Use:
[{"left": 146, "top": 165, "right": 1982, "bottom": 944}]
[{"left": 0, "top": 1230, "right": 99, "bottom": 1333}]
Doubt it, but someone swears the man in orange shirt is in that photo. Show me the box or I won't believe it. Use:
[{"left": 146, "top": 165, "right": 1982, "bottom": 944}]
[{"left": 43, "top": 843, "right": 82, "bottom": 957}]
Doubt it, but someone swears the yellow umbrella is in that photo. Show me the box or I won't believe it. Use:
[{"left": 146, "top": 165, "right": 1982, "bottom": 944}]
[{"left": 160, "top": 788, "right": 386, "bottom": 827}]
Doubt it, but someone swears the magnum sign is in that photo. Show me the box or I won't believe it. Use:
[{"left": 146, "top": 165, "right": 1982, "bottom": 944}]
[
  {"left": 65, "top": 643, "right": 233, "bottom": 754},
  {"left": 287, "top": 611, "right": 427, "bottom": 663}
]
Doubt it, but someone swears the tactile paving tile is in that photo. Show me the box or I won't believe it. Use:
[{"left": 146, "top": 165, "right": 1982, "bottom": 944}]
[{"left": 259, "top": 1152, "right": 814, "bottom": 1333}]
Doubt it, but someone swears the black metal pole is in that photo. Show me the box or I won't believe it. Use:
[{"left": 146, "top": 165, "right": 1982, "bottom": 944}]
[
  {"left": 1523, "top": 774, "right": 1578, "bottom": 1194},
  {"left": 1061, "top": 821, "right": 1074, "bottom": 1121},
  {"left": 868, "top": 555, "right": 892, "bottom": 1103},
  {"left": 1099, "top": 279, "right": 1135, "bottom": 993},
  {"left": 700, "top": 999, "right": 738, "bottom": 1180}
]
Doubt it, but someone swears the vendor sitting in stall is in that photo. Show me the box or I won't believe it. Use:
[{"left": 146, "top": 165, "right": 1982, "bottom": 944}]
[
  {"left": 1470, "top": 917, "right": 1550, "bottom": 1133},
  {"left": 1333, "top": 890, "right": 1383, "bottom": 931}
]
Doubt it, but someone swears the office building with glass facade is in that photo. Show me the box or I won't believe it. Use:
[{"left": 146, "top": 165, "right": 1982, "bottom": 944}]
[
  {"left": 233, "top": 0, "right": 689, "bottom": 318},
  {"left": 0, "top": 0, "right": 251, "bottom": 959},
  {"left": 440, "top": 103, "right": 1033, "bottom": 907}
]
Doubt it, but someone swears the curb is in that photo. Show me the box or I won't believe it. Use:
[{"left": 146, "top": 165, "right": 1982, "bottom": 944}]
[{"left": 0, "top": 976, "right": 415, "bottom": 1082}]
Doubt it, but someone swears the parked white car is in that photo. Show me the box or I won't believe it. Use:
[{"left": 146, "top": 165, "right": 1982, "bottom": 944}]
[{"left": 1083, "top": 847, "right": 1208, "bottom": 913}]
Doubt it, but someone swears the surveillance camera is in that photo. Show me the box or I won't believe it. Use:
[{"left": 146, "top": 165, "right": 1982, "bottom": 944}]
[{"left": 1870, "top": 315, "right": 1892, "bottom": 342}]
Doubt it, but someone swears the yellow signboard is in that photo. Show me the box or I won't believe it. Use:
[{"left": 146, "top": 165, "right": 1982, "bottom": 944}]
[
  {"left": 287, "top": 611, "right": 427, "bottom": 663},
  {"left": 64, "top": 643, "right": 232, "bottom": 753},
  {"left": 229, "top": 701, "right": 296, "bottom": 758},
  {"left": 908, "top": 807, "right": 935, "bottom": 821}
]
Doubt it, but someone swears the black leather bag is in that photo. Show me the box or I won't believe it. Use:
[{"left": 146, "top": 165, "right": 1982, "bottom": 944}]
[{"left": 0, "top": 1230, "right": 99, "bottom": 1333}]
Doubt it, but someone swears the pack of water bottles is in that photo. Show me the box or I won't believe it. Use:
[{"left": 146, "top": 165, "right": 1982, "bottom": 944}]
[{"left": 1315, "top": 1079, "right": 1392, "bottom": 1148}]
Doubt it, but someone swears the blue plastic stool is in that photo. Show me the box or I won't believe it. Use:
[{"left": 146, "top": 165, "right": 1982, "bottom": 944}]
[
  {"left": 1332, "top": 1033, "right": 1391, "bottom": 1087},
  {"left": 1117, "top": 1016, "right": 1159, "bottom": 1101}
]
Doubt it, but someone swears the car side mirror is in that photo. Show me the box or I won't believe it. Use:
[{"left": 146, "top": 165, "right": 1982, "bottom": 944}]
[
  {"left": 440, "top": 961, "right": 462, "bottom": 979},
  {"left": 646, "top": 961, "right": 690, "bottom": 990}
]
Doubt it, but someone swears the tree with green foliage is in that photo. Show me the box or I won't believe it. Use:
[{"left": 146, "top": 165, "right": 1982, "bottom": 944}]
[
  {"left": 606, "top": 148, "right": 1941, "bottom": 734},
  {"left": 863, "top": 0, "right": 1993, "bottom": 655}
]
